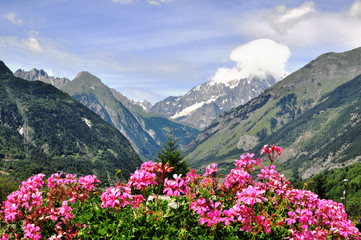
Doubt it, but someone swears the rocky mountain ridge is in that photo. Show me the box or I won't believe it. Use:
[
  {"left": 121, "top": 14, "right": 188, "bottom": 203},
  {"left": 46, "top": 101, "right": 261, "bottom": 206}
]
[
  {"left": 15, "top": 69, "right": 200, "bottom": 161},
  {"left": 150, "top": 75, "right": 276, "bottom": 129},
  {"left": 14, "top": 68, "right": 70, "bottom": 89}
]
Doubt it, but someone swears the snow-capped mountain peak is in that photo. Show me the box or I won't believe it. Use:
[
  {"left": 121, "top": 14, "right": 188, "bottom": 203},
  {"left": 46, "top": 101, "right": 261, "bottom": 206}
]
[{"left": 151, "top": 74, "right": 276, "bottom": 129}]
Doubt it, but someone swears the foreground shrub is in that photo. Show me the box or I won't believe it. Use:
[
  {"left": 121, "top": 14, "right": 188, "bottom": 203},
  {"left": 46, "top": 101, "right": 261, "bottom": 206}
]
[{"left": 1, "top": 145, "right": 360, "bottom": 239}]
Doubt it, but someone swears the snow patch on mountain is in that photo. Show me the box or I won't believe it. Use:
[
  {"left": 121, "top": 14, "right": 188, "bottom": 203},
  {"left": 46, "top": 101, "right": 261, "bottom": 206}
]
[
  {"left": 82, "top": 118, "right": 92, "bottom": 128},
  {"left": 171, "top": 97, "right": 218, "bottom": 119}
]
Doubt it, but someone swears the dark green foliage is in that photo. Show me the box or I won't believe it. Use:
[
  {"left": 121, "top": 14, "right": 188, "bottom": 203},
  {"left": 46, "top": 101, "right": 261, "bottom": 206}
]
[
  {"left": 275, "top": 93, "right": 298, "bottom": 120},
  {"left": 270, "top": 118, "right": 278, "bottom": 130},
  {"left": 313, "top": 173, "right": 328, "bottom": 199},
  {"left": 0, "top": 61, "right": 12, "bottom": 76},
  {"left": 73, "top": 195, "right": 258, "bottom": 239},
  {"left": 0, "top": 62, "right": 142, "bottom": 183},
  {"left": 0, "top": 175, "right": 19, "bottom": 202},
  {"left": 292, "top": 162, "right": 361, "bottom": 219},
  {"left": 155, "top": 132, "right": 189, "bottom": 178}
]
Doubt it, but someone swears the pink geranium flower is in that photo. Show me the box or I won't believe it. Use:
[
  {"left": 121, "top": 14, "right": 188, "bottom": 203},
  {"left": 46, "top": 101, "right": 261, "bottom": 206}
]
[
  {"left": 203, "top": 163, "right": 218, "bottom": 177},
  {"left": 237, "top": 186, "right": 267, "bottom": 206}
]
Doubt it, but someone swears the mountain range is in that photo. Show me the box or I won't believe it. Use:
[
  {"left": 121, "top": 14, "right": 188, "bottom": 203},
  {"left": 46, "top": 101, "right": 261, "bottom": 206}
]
[
  {"left": 1, "top": 61, "right": 142, "bottom": 184},
  {"left": 185, "top": 47, "right": 361, "bottom": 180},
  {"left": 149, "top": 75, "right": 276, "bottom": 129},
  {"left": 10, "top": 46, "right": 361, "bottom": 184},
  {"left": 14, "top": 68, "right": 70, "bottom": 89},
  {"left": 14, "top": 69, "right": 200, "bottom": 161}
]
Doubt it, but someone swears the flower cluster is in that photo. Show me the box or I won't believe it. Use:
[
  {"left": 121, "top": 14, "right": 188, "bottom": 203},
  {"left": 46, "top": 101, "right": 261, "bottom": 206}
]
[
  {"left": 100, "top": 161, "right": 173, "bottom": 210},
  {"left": 261, "top": 144, "right": 283, "bottom": 163},
  {"left": 1, "top": 145, "right": 360, "bottom": 239},
  {"left": 186, "top": 148, "right": 361, "bottom": 239},
  {"left": 1, "top": 173, "right": 100, "bottom": 239},
  {"left": 163, "top": 174, "right": 188, "bottom": 197}
]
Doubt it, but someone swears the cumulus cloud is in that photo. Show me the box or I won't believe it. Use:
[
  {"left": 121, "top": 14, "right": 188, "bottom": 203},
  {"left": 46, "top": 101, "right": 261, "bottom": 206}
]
[
  {"left": 21, "top": 38, "right": 43, "bottom": 52},
  {"left": 5, "top": 13, "right": 23, "bottom": 25},
  {"left": 237, "top": 0, "right": 361, "bottom": 50},
  {"left": 212, "top": 39, "right": 291, "bottom": 84}
]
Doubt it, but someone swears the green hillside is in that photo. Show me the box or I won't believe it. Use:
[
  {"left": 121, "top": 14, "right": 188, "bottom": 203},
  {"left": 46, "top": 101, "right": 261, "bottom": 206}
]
[
  {"left": 292, "top": 161, "right": 361, "bottom": 219},
  {"left": 61, "top": 71, "right": 199, "bottom": 161},
  {"left": 185, "top": 47, "right": 361, "bottom": 179},
  {"left": 0, "top": 61, "right": 142, "bottom": 184},
  {"left": 259, "top": 74, "right": 361, "bottom": 180}
]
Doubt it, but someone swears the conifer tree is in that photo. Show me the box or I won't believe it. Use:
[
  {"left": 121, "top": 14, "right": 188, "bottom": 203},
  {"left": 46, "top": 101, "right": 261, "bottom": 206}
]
[
  {"left": 155, "top": 132, "right": 188, "bottom": 179},
  {"left": 313, "top": 173, "right": 328, "bottom": 199}
]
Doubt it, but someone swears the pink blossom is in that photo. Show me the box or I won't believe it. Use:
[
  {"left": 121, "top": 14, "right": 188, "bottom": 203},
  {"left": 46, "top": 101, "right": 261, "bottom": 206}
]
[
  {"left": 237, "top": 186, "right": 267, "bottom": 206},
  {"left": 190, "top": 197, "right": 209, "bottom": 214},
  {"left": 260, "top": 145, "right": 283, "bottom": 163},
  {"left": 47, "top": 173, "right": 64, "bottom": 188},
  {"left": 140, "top": 161, "right": 157, "bottom": 172},
  {"left": 64, "top": 174, "right": 77, "bottom": 184},
  {"left": 186, "top": 169, "right": 198, "bottom": 183},
  {"left": 224, "top": 167, "right": 252, "bottom": 189},
  {"left": 23, "top": 223, "right": 41, "bottom": 240},
  {"left": 128, "top": 170, "right": 157, "bottom": 190},
  {"left": 235, "top": 153, "right": 256, "bottom": 170},
  {"left": 163, "top": 174, "right": 188, "bottom": 197},
  {"left": 101, "top": 184, "right": 133, "bottom": 208},
  {"left": 221, "top": 208, "right": 235, "bottom": 225},
  {"left": 57, "top": 201, "right": 73, "bottom": 220},
  {"left": 285, "top": 211, "right": 296, "bottom": 225},
  {"left": 203, "top": 163, "right": 218, "bottom": 177},
  {"left": 101, "top": 187, "right": 121, "bottom": 208},
  {"left": 78, "top": 175, "right": 101, "bottom": 191}
]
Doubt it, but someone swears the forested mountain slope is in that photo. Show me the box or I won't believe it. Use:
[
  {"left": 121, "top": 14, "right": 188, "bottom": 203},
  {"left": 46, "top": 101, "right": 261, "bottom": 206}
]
[{"left": 0, "top": 61, "right": 142, "bottom": 184}]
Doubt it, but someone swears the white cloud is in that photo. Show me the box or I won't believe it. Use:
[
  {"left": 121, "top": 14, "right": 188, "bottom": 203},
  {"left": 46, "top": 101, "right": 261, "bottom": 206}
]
[
  {"left": 5, "top": 13, "right": 23, "bottom": 25},
  {"left": 347, "top": 0, "right": 361, "bottom": 17},
  {"left": 22, "top": 38, "right": 43, "bottom": 52},
  {"left": 112, "top": 0, "right": 173, "bottom": 6},
  {"left": 112, "top": 0, "right": 133, "bottom": 3},
  {"left": 237, "top": 1, "right": 361, "bottom": 50},
  {"left": 212, "top": 39, "right": 291, "bottom": 83},
  {"left": 29, "top": 30, "right": 40, "bottom": 37},
  {"left": 147, "top": 0, "right": 173, "bottom": 6},
  {"left": 268, "top": 2, "right": 316, "bottom": 34}
]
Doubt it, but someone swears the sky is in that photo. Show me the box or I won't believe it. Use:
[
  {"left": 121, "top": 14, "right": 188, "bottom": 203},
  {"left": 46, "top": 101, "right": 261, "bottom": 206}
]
[{"left": 1, "top": 0, "right": 361, "bottom": 103}]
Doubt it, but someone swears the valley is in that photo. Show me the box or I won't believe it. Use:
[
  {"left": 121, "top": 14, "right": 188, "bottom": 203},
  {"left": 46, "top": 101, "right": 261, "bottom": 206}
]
[{"left": 3, "top": 46, "right": 361, "bottom": 209}]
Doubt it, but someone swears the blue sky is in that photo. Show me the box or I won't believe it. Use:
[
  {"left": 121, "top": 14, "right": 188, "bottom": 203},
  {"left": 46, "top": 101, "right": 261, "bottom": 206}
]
[{"left": 1, "top": 0, "right": 361, "bottom": 103}]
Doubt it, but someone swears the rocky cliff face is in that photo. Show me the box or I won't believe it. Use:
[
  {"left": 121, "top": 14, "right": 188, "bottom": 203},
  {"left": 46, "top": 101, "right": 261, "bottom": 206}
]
[
  {"left": 14, "top": 68, "right": 70, "bottom": 89},
  {"left": 151, "top": 76, "right": 276, "bottom": 129}
]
